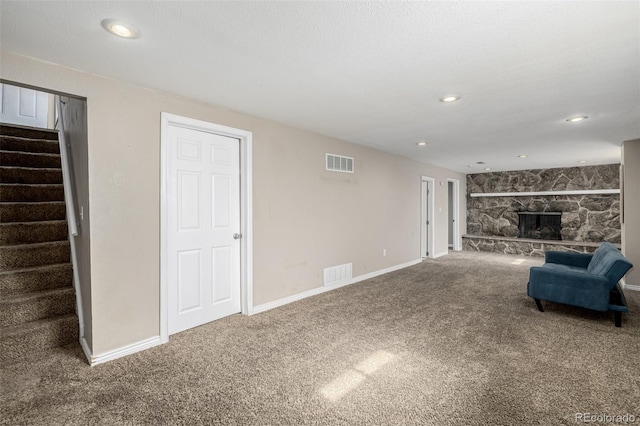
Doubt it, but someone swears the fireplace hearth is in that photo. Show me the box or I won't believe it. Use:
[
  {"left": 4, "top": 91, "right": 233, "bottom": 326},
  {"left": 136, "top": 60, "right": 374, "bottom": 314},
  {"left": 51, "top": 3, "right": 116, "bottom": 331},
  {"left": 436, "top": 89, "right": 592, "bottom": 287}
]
[{"left": 518, "top": 212, "right": 562, "bottom": 240}]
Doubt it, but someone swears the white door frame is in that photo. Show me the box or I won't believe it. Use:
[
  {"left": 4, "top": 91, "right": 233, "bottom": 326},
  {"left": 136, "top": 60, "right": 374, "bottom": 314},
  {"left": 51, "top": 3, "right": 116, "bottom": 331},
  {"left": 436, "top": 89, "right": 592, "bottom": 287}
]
[
  {"left": 160, "top": 112, "right": 253, "bottom": 343},
  {"left": 447, "top": 178, "right": 462, "bottom": 251},
  {"left": 421, "top": 176, "right": 435, "bottom": 259}
]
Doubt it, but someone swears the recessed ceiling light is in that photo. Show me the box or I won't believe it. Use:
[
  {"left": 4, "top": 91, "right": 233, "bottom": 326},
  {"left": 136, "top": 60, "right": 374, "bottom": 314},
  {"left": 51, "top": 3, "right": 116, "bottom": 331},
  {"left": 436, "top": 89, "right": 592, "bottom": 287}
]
[
  {"left": 578, "top": 160, "right": 588, "bottom": 163},
  {"left": 416, "top": 141, "right": 427, "bottom": 146},
  {"left": 439, "top": 95, "right": 460, "bottom": 103},
  {"left": 517, "top": 154, "right": 528, "bottom": 158},
  {"left": 467, "top": 164, "right": 473, "bottom": 168},
  {"left": 566, "top": 115, "right": 588, "bottom": 123},
  {"left": 485, "top": 167, "right": 491, "bottom": 171},
  {"left": 101, "top": 19, "right": 141, "bottom": 39}
]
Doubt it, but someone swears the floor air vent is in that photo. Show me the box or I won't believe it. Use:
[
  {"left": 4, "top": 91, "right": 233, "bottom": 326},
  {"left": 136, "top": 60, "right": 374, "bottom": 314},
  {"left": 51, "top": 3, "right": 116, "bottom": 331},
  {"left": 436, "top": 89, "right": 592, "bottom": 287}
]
[{"left": 326, "top": 153, "right": 354, "bottom": 173}]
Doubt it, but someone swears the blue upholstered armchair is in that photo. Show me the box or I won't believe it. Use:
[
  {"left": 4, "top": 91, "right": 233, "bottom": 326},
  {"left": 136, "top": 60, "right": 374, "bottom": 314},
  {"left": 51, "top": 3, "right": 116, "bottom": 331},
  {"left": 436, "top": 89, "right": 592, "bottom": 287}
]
[{"left": 527, "top": 242, "right": 633, "bottom": 327}]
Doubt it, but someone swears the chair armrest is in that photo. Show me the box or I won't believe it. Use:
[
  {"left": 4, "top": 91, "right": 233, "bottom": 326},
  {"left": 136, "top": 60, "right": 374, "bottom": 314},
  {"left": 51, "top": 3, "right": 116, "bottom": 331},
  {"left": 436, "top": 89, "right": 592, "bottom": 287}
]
[{"left": 545, "top": 251, "right": 593, "bottom": 268}]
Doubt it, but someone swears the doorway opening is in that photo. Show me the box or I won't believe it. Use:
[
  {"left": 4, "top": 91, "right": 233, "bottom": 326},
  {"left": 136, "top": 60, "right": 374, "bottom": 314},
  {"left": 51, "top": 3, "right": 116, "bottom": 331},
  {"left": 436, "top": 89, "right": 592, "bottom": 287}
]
[
  {"left": 447, "top": 178, "right": 461, "bottom": 251},
  {"left": 0, "top": 80, "right": 91, "bottom": 362},
  {"left": 420, "top": 176, "right": 434, "bottom": 259}
]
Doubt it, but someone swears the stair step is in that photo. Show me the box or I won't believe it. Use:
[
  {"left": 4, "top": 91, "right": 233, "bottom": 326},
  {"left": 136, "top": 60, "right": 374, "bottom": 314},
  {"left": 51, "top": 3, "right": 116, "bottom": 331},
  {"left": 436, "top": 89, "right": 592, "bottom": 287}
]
[
  {"left": 0, "top": 135, "right": 60, "bottom": 154},
  {"left": 0, "top": 263, "right": 73, "bottom": 296},
  {"left": 0, "top": 124, "right": 59, "bottom": 141},
  {"left": 0, "top": 201, "right": 66, "bottom": 222},
  {"left": 0, "top": 166, "right": 63, "bottom": 184},
  {"left": 0, "top": 314, "right": 78, "bottom": 366},
  {"left": 0, "top": 286, "right": 75, "bottom": 328},
  {"left": 0, "top": 241, "right": 70, "bottom": 271},
  {"left": 0, "top": 150, "right": 61, "bottom": 168},
  {"left": 0, "top": 183, "right": 64, "bottom": 202},
  {"left": 0, "top": 220, "right": 68, "bottom": 245}
]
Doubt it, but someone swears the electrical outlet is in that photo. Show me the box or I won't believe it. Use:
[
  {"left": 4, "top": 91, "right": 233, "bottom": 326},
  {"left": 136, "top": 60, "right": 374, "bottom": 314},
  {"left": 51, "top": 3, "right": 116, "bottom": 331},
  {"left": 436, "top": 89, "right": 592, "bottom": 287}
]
[{"left": 383, "top": 249, "right": 387, "bottom": 257}]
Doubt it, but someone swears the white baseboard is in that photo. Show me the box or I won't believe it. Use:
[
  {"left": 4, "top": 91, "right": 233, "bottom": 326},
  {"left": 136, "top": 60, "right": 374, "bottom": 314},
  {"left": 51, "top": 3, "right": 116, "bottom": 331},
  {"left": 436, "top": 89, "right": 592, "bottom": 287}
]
[
  {"left": 432, "top": 251, "right": 449, "bottom": 259},
  {"left": 80, "top": 336, "right": 92, "bottom": 365},
  {"left": 88, "top": 336, "right": 162, "bottom": 366},
  {"left": 621, "top": 278, "right": 640, "bottom": 292},
  {"left": 251, "top": 259, "right": 422, "bottom": 315}
]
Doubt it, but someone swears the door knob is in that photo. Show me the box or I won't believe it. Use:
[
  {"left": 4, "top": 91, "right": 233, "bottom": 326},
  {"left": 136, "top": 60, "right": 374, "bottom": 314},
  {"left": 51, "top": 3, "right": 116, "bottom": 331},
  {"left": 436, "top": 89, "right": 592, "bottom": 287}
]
[{"left": 233, "top": 233, "right": 242, "bottom": 240}]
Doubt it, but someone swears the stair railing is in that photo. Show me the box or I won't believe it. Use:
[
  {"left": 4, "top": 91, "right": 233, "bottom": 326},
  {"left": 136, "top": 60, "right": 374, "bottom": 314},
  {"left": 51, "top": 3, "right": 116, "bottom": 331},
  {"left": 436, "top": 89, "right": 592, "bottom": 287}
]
[{"left": 55, "top": 96, "right": 78, "bottom": 237}]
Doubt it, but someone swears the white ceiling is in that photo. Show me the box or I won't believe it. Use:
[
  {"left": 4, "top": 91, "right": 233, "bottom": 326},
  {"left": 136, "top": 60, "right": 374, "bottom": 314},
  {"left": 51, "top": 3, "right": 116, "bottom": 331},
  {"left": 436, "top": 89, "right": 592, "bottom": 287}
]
[{"left": 1, "top": 1, "right": 638, "bottom": 173}]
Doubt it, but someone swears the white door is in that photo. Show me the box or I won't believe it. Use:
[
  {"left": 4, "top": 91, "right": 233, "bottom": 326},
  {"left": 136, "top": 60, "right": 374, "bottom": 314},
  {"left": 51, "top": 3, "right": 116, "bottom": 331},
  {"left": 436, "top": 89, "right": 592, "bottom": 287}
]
[
  {"left": 0, "top": 84, "right": 49, "bottom": 128},
  {"left": 167, "top": 125, "right": 241, "bottom": 335}
]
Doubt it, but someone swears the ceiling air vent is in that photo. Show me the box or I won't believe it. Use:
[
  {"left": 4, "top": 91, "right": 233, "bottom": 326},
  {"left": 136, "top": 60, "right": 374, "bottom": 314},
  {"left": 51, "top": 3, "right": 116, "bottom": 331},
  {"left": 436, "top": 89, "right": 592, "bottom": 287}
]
[{"left": 326, "top": 153, "right": 354, "bottom": 173}]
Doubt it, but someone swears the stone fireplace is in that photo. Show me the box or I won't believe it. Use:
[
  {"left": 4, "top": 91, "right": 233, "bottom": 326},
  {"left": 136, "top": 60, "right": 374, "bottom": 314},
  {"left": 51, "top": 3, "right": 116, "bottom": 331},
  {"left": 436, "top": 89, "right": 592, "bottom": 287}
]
[{"left": 463, "top": 164, "right": 621, "bottom": 256}]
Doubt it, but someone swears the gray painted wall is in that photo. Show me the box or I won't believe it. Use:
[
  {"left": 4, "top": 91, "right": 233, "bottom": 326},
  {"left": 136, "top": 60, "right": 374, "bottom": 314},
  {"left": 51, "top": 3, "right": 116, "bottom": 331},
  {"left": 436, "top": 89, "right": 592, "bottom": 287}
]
[{"left": 622, "top": 139, "right": 640, "bottom": 286}]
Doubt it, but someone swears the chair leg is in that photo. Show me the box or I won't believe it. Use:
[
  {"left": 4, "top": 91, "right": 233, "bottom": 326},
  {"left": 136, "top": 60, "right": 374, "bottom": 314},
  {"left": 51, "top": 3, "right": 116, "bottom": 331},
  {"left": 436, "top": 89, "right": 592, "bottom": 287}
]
[
  {"left": 534, "top": 298, "right": 544, "bottom": 312},
  {"left": 614, "top": 311, "right": 622, "bottom": 328}
]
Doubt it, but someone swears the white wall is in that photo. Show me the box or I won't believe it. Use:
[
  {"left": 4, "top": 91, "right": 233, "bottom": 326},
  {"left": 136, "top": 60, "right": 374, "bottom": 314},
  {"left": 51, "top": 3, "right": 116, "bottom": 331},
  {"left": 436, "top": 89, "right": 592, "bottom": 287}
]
[
  {"left": 1, "top": 52, "right": 466, "bottom": 357},
  {"left": 622, "top": 139, "right": 640, "bottom": 286}
]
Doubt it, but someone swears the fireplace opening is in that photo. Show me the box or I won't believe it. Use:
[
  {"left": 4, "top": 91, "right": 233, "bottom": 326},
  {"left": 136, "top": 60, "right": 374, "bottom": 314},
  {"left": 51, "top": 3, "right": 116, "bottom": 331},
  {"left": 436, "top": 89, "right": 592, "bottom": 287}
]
[{"left": 517, "top": 212, "right": 562, "bottom": 240}]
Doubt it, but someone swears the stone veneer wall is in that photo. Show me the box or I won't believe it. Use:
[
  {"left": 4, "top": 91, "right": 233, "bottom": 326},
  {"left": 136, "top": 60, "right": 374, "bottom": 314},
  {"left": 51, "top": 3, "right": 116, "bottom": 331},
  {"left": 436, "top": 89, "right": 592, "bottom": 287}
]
[
  {"left": 462, "top": 237, "right": 600, "bottom": 257},
  {"left": 466, "top": 164, "right": 621, "bottom": 244}
]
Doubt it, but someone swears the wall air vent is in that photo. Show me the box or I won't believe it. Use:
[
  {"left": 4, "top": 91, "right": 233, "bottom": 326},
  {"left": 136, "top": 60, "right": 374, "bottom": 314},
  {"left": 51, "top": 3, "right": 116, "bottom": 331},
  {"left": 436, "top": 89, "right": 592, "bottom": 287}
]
[
  {"left": 326, "top": 153, "right": 354, "bottom": 173},
  {"left": 324, "top": 263, "right": 353, "bottom": 286}
]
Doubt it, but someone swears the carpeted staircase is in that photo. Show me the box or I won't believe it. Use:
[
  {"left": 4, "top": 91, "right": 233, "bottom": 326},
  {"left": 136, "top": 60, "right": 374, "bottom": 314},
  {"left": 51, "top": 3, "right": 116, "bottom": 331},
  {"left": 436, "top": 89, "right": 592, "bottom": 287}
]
[{"left": 0, "top": 124, "right": 78, "bottom": 365}]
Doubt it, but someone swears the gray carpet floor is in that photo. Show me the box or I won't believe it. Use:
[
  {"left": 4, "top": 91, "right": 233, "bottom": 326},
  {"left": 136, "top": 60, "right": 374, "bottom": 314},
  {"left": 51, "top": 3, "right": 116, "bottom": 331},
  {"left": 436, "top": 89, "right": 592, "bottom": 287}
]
[{"left": 2, "top": 251, "right": 639, "bottom": 425}]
